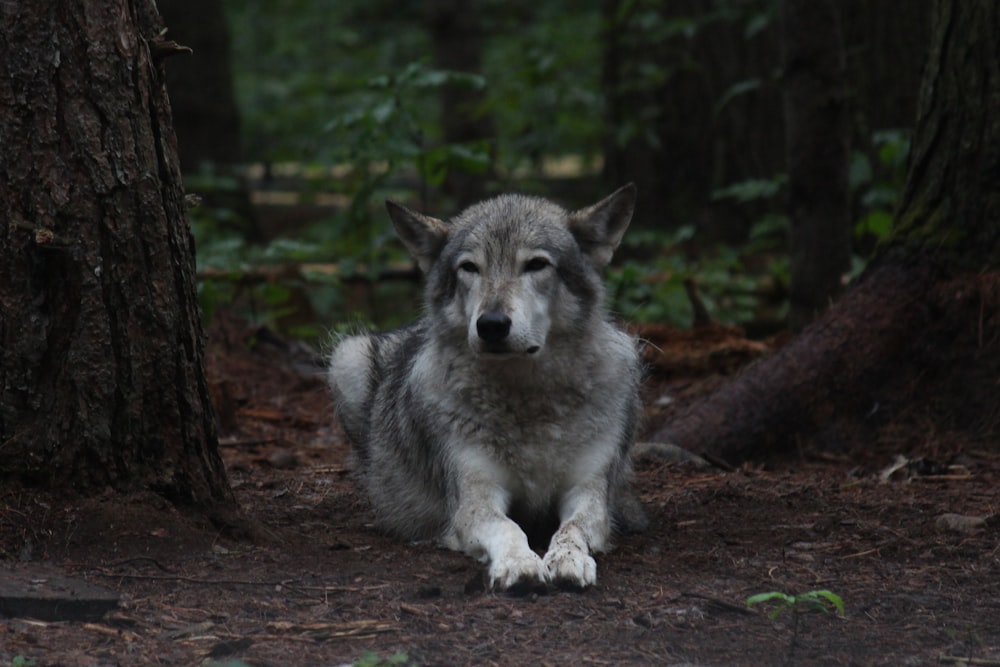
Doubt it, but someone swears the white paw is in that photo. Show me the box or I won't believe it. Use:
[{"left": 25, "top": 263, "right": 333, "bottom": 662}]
[
  {"left": 543, "top": 544, "right": 597, "bottom": 590},
  {"left": 489, "top": 551, "right": 549, "bottom": 593}
]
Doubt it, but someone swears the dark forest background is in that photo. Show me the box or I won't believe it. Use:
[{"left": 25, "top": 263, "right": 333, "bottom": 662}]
[{"left": 160, "top": 0, "right": 930, "bottom": 336}]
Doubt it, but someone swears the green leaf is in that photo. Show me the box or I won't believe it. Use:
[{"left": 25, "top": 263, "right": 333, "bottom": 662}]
[
  {"left": 855, "top": 209, "right": 893, "bottom": 239},
  {"left": 370, "top": 100, "right": 396, "bottom": 125},
  {"left": 715, "top": 78, "right": 761, "bottom": 114},
  {"left": 744, "top": 12, "right": 772, "bottom": 39},
  {"left": 849, "top": 152, "right": 873, "bottom": 191},
  {"left": 712, "top": 177, "right": 784, "bottom": 203},
  {"left": 873, "top": 128, "right": 911, "bottom": 168},
  {"left": 748, "top": 590, "right": 846, "bottom": 620},
  {"left": 749, "top": 214, "right": 789, "bottom": 242},
  {"left": 258, "top": 282, "right": 292, "bottom": 307},
  {"left": 662, "top": 17, "right": 698, "bottom": 39},
  {"left": 747, "top": 591, "right": 795, "bottom": 619},
  {"left": 799, "top": 590, "right": 846, "bottom": 617},
  {"left": 746, "top": 591, "right": 794, "bottom": 607}
]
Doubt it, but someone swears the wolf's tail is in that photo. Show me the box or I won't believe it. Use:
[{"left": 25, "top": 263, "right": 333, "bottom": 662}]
[{"left": 328, "top": 334, "right": 376, "bottom": 454}]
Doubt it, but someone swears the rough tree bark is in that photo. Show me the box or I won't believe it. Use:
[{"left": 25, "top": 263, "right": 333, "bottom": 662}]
[
  {"left": 650, "top": 0, "right": 1000, "bottom": 464},
  {"left": 782, "top": 0, "right": 851, "bottom": 329},
  {"left": 0, "top": 1, "right": 233, "bottom": 510}
]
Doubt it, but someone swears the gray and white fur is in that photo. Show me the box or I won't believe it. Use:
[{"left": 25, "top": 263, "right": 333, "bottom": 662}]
[{"left": 328, "top": 184, "right": 645, "bottom": 592}]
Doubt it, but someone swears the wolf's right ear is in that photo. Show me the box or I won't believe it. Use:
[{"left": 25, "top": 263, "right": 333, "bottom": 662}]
[
  {"left": 385, "top": 200, "right": 450, "bottom": 273},
  {"left": 568, "top": 183, "right": 637, "bottom": 269}
]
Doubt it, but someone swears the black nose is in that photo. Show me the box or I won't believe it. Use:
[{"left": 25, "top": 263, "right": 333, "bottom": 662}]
[{"left": 476, "top": 311, "right": 511, "bottom": 343}]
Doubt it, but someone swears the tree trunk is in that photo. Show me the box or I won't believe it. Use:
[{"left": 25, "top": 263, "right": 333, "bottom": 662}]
[
  {"left": 424, "top": 0, "right": 496, "bottom": 207},
  {"left": 649, "top": 0, "right": 1000, "bottom": 464},
  {"left": 891, "top": 0, "right": 1000, "bottom": 263},
  {"left": 0, "top": 0, "right": 233, "bottom": 510},
  {"left": 782, "top": 0, "right": 851, "bottom": 328}
]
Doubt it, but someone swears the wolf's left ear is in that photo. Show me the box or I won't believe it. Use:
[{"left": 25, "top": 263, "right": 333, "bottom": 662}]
[
  {"left": 386, "top": 200, "right": 450, "bottom": 273},
  {"left": 568, "top": 183, "right": 637, "bottom": 268}
]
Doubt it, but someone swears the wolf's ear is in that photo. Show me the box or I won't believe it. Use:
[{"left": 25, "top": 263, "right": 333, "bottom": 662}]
[
  {"left": 385, "top": 200, "right": 450, "bottom": 273},
  {"left": 568, "top": 183, "right": 637, "bottom": 268}
]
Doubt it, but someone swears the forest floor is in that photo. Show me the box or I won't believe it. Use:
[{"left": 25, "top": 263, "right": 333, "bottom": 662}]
[{"left": 2, "top": 312, "right": 999, "bottom": 667}]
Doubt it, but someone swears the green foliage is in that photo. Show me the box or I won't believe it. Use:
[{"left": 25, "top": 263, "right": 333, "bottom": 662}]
[
  {"left": 851, "top": 129, "right": 910, "bottom": 243},
  {"left": 601, "top": 173, "right": 790, "bottom": 328},
  {"left": 715, "top": 77, "right": 762, "bottom": 114},
  {"left": 11, "top": 657, "right": 37, "bottom": 667},
  {"left": 746, "top": 589, "right": 846, "bottom": 619},
  {"left": 227, "top": 0, "right": 604, "bottom": 178},
  {"left": 208, "top": 1, "right": 912, "bottom": 335},
  {"left": 353, "top": 651, "right": 417, "bottom": 667},
  {"left": 187, "top": 169, "right": 417, "bottom": 336},
  {"left": 607, "top": 225, "right": 778, "bottom": 327},
  {"left": 712, "top": 176, "right": 785, "bottom": 205},
  {"left": 325, "top": 60, "right": 490, "bottom": 183},
  {"left": 480, "top": 3, "right": 605, "bottom": 172},
  {"left": 227, "top": 1, "right": 428, "bottom": 163},
  {"left": 217, "top": 1, "right": 798, "bottom": 333},
  {"left": 706, "top": 127, "right": 911, "bottom": 309},
  {"left": 607, "top": 0, "right": 779, "bottom": 154},
  {"left": 215, "top": 1, "right": 617, "bottom": 333},
  {"left": 323, "top": 59, "right": 492, "bottom": 244},
  {"left": 747, "top": 589, "right": 845, "bottom": 666}
]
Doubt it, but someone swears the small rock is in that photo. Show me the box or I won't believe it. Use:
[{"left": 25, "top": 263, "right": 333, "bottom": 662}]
[
  {"left": 633, "top": 442, "right": 711, "bottom": 468},
  {"left": 935, "top": 513, "right": 988, "bottom": 534},
  {"left": 267, "top": 449, "right": 299, "bottom": 469},
  {"left": 0, "top": 564, "right": 119, "bottom": 621},
  {"left": 633, "top": 612, "right": 654, "bottom": 628}
]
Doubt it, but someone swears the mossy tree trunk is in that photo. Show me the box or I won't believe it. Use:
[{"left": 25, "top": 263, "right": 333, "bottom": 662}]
[
  {"left": 890, "top": 0, "right": 1000, "bottom": 263},
  {"left": 649, "top": 0, "right": 1000, "bottom": 464},
  {"left": 0, "top": 0, "right": 233, "bottom": 510}
]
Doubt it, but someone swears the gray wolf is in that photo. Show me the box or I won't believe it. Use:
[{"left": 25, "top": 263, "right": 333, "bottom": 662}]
[{"left": 328, "top": 184, "right": 645, "bottom": 592}]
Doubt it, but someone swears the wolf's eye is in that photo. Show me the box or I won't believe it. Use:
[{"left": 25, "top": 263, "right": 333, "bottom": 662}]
[
  {"left": 458, "top": 261, "right": 479, "bottom": 274},
  {"left": 523, "top": 257, "right": 551, "bottom": 273}
]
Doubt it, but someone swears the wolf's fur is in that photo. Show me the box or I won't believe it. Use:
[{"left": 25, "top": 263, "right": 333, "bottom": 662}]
[{"left": 328, "top": 184, "right": 644, "bottom": 591}]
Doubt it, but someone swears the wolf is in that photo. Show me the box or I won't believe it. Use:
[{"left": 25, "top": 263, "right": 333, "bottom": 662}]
[{"left": 328, "top": 184, "right": 645, "bottom": 592}]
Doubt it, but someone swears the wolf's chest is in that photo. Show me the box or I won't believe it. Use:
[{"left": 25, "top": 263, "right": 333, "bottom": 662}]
[
  {"left": 467, "top": 379, "right": 583, "bottom": 415},
  {"left": 446, "top": 381, "right": 615, "bottom": 490}
]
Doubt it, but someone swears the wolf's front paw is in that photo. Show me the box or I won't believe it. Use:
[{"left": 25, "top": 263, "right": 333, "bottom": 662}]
[
  {"left": 489, "top": 552, "right": 549, "bottom": 594},
  {"left": 543, "top": 544, "right": 597, "bottom": 590}
]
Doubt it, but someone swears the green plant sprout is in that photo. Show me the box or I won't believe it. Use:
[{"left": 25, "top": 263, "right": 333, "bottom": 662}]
[
  {"left": 353, "top": 652, "right": 416, "bottom": 667},
  {"left": 747, "top": 589, "right": 845, "bottom": 666},
  {"left": 746, "top": 589, "right": 845, "bottom": 619}
]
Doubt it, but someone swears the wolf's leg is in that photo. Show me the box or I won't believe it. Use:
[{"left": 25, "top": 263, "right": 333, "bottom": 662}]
[
  {"left": 444, "top": 468, "right": 548, "bottom": 592},
  {"left": 543, "top": 479, "right": 611, "bottom": 589}
]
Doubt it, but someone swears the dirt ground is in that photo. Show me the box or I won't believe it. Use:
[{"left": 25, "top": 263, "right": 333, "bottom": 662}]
[{"left": 2, "top": 313, "right": 999, "bottom": 667}]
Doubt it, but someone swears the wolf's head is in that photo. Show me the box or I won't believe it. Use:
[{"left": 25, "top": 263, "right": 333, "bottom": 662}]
[{"left": 386, "top": 184, "right": 636, "bottom": 358}]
